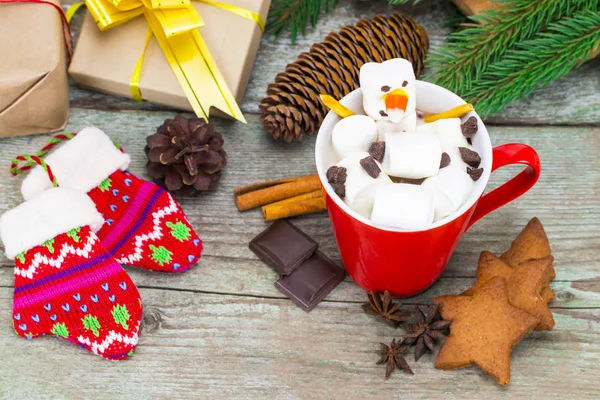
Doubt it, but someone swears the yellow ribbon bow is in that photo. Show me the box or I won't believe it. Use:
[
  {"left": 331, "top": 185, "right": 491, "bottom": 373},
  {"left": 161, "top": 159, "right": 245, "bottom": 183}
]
[{"left": 72, "top": 0, "right": 264, "bottom": 123}]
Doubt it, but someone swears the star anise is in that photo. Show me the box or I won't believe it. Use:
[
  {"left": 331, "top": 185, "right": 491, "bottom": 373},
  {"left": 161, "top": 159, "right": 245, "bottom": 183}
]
[
  {"left": 403, "top": 305, "right": 451, "bottom": 361},
  {"left": 377, "top": 338, "right": 414, "bottom": 379},
  {"left": 362, "top": 291, "right": 411, "bottom": 327}
]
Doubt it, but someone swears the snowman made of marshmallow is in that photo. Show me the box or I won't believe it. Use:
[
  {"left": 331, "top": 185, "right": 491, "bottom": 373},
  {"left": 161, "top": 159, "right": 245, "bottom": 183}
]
[{"left": 360, "top": 58, "right": 417, "bottom": 135}]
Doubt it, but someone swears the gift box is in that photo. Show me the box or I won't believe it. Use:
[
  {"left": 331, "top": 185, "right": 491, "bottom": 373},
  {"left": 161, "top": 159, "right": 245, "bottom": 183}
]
[
  {"left": 452, "top": 0, "right": 503, "bottom": 16},
  {"left": 0, "top": 0, "right": 69, "bottom": 138},
  {"left": 69, "top": 0, "right": 270, "bottom": 122}
]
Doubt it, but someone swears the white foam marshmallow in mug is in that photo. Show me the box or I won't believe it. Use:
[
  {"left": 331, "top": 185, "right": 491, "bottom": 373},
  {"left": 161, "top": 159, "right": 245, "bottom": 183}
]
[
  {"left": 336, "top": 152, "right": 392, "bottom": 218},
  {"left": 417, "top": 118, "right": 472, "bottom": 168},
  {"left": 332, "top": 115, "right": 378, "bottom": 160},
  {"left": 422, "top": 166, "right": 474, "bottom": 221},
  {"left": 360, "top": 59, "right": 416, "bottom": 124},
  {"left": 382, "top": 131, "right": 442, "bottom": 179},
  {"left": 371, "top": 183, "right": 435, "bottom": 230},
  {"left": 377, "top": 112, "right": 417, "bottom": 141}
]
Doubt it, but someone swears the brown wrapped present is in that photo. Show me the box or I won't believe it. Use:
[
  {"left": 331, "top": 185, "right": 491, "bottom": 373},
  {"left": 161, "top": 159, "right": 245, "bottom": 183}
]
[
  {"left": 452, "top": 0, "right": 503, "bottom": 17},
  {"left": 69, "top": 0, "right": 270, "bottom": 122},
  {"left": 0, "top": 0, "right": 69, "bottom": 138}
]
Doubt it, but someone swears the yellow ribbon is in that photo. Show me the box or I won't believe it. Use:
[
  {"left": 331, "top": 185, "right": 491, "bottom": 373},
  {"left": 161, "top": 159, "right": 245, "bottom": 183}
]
[{"left": 68, "top": 0, "right": 264, "bottom": 123}]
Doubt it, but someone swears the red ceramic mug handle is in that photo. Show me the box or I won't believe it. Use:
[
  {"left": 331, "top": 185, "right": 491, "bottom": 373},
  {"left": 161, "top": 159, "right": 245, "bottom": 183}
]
[{"left": 467, "top": 143, "right": 540, "bottom": 229}]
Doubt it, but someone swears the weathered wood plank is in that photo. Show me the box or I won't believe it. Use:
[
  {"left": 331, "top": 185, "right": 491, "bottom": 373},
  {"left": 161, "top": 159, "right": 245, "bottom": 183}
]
[
  {"left": 0, "top": 110, "right": 598, "bottom": 309},
  {"left": 62, "top": 0, "right": 600, "bottom": 125},
  {"left": 0, "top": 288, "right": 599, "bottom": 399}
]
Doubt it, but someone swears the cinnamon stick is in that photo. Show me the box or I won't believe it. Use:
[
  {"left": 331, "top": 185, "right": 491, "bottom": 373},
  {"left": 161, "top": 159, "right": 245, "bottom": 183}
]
[
  {"left": 262, "top": 191, "right": 327, "bottom": 221},
  {"left": 234, "top": 175, "right": 321, "bottom": 211},
  {"left": 233, "top": 176, "right": 308, "bottom": 197}
]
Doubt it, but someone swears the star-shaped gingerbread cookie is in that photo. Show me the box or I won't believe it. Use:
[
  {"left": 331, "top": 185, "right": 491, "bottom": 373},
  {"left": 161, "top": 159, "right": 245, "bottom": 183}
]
[
  {"left": 434, "top": 277, "right": 539, "bottom": 386},
  {"left": 501, "top": 217, "right": 555, "bottom": 302},
  {"left": 462, "top": 251, "right": 555, "bottom": 331}
]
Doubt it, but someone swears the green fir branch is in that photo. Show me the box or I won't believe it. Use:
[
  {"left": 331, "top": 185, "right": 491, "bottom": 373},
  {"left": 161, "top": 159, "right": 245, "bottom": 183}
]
[
  {"left": 462, "top": 9, "right": 600, "bottom": 117},
  {"left": 266, "top": 0, "right": 418, "bottom": 43},
  {"left": 266, "top": 0, "right": 339, "bottom": 44},
  {"left": 425, "top": 0, "right": 598, "bottom": 93}
]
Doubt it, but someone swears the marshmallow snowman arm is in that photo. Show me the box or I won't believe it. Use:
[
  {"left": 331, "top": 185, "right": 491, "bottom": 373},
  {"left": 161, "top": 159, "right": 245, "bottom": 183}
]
[
  {"left": 332, "top": 115, "right": 378, "bottom": 160},
  {"left": 336, "top": 152, "right": 392, "bottom": 218},
  {"left": 382, "top": 131, "right": 442, "bottom": 179},
  {"left": 371, "top": 183, "right": 435, "bottom": 230},
  {"left": 422, "top": 166, "right": 474, "bottom": 222}
]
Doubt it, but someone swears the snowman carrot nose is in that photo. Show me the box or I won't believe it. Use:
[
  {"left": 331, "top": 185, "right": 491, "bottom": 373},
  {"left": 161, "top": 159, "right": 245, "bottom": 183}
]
[{"left": 384, "top": 89, "right": 409, "bottom": 112}]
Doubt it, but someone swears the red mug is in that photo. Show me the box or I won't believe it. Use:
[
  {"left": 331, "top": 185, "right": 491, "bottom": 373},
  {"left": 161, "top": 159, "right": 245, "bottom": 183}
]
[{"left": 315, "top": 82, "right": 541, "bottom": 297}]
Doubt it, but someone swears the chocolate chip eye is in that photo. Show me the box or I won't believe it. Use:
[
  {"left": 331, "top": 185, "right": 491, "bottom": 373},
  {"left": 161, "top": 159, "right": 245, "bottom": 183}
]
[
  {"left": 402, "top": 81, "right": 408, "bottom": 87},
  {"left": 379, "top": 110, "right": 388, "bottom": 117},
  {"left": 381, "top": 85, "right": 391, "bottom": 92}
]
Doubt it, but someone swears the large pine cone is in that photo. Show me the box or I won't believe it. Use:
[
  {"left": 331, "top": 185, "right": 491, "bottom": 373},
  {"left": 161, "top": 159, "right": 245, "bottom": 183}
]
[
  {"left": 146, "top": 115, "right": 227, "bottom": 195},
  {"left": 260, "top": 13, "right": 429, "bottom": 142}
]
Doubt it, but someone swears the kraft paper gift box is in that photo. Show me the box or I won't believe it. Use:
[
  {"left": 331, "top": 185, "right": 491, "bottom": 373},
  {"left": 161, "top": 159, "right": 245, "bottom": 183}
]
[
  {"left": 0, "top": 0, "right": 69, "bottom": 138},
  {"left": 452, "top": 0, "right": 503, "bottom": 16},
  {"left": 69, "top": 0, "right": 270, "bottom": 120}
]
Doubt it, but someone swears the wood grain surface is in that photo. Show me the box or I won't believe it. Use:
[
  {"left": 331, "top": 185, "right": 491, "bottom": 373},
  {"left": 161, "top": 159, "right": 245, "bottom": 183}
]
[{"left": 0, "top": 0, "right": 599, "bottom": 398}]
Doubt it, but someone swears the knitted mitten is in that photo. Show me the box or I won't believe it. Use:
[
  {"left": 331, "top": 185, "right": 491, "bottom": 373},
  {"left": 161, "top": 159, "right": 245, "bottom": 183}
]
[
  {"left": 0, "top": 184, "right": 142, "bottom": 360},
  {"left": 17, "top": 128, "right": 202, "bottom": 273}
]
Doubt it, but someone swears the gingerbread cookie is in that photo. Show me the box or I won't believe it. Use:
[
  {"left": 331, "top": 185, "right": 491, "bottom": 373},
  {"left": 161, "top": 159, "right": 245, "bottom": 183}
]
[
  {"left": 501, "top": 217, "right": 555, "bottom": 303},
  {"left": 434, "top": 277, "right": 539, "bottom": 386},
  {"left": 462, "top": 251, "right": 555, "bottom": 331}
]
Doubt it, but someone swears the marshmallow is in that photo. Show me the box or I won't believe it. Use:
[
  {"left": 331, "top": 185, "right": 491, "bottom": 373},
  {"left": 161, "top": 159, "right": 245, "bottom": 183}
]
[
  {"left": 336, "top": 152, "right": 392, "bottom": 218},
  {"left": 418, "top": 118, "right": 472, "bottom": 168},
  {"left": 377, "top": 112, "right": 417, "bottom": 141},
  {"left": 382, "top": 131, "right": 442, "bottom": 179},
  {"left": 332, "top": 115, "right": 378, "bottom": 160},
  {"left": 371, "top": 183, "right": 435, "bottom": 231},
  {"left": 422, "top": 166, "right": 474, "bottom": 221},
  {"left": 360, "top": 59, "right": 416, "bottom": 123}
]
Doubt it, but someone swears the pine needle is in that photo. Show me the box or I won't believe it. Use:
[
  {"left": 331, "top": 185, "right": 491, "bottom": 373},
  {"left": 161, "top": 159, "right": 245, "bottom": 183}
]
[
  {"left": 463, "top": 9, "right": 600, "bottom": 117},
  {"left": 266, "top": 0, "right": 339, "bottom": 44},
  {"left": 425, "top": 0, "right": 598, "bottom": 93}
]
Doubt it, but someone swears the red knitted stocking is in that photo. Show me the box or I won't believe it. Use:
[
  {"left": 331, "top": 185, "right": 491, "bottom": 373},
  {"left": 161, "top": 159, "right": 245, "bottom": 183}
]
[
  {"left": 0, "top": 187, "right": 142, "bottom": 360},
  {"left": 88, "top": 170, "right": 202, "bottom": 272},
  {"left": 15, "top": 128, "right": 202, "bottom": 273}
]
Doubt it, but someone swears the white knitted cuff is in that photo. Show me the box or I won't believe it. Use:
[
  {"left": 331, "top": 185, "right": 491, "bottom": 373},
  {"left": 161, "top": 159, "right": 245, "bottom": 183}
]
[
  {"left": 0, "top": 188, "right": 104, "bottom": 260},
  {"left": 21, "top": 127, "right": 131, "bottom": 200}
]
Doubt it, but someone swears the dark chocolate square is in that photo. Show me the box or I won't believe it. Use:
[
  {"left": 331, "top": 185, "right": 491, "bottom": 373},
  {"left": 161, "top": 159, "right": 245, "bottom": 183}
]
[
  {"left": 275, "top": 251, "right": 346, "bottom": 312},
  {"left": 249, "top": 220, "right": 318, "bottom": 275}
]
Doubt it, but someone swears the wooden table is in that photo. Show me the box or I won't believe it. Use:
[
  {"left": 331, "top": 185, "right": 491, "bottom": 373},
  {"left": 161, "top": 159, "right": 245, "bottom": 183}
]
[{"left": 1, "top": 1, "right": 599, "bottom": 398}]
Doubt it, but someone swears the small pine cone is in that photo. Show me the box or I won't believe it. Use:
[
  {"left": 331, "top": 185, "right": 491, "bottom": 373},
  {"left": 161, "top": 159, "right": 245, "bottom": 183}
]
[
  {"left": 146, "top": 115, "right": 227, "bottom": 196},
  {"left": 260, "top": 13, "right": 429, "bottom": 142}
]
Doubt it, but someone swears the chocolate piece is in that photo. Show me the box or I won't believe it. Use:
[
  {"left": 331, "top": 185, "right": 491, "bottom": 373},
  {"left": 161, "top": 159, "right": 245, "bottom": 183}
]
[
  {"left": 467, "top": 167, "right": 484, "bottom": 181},
  {"left": 327, "top": 166, "right": 347, "bottom": 184},
  {"left": 360, "top": 155, "right": 381, "bottom": 178},
  {"left": 461, "top": 116, "right": 478, "bottom": 139},
  {"left": 440, "top": 152, "right": 451, "bottom": 168},
  {"left": 391, "top": 177, "right": 424, "bottom": 185},
  {"left": 332, "top": 182, "right": 346, "bottom": 198},
  {"left": 402, "top": 80, "right": 408, "bottom": 87},
  {"left": 459, "top": 147, "right": 481, "bottom": 168},
  {"left": 249, "top": 220, "right": 318, "bottom": 275},
  {"left": 368, "top": 141, "right": 386, "bottom": 163},
  {"left": 275, "top": 250, "right": 345, "bottom": 312},
  {"left": 381, "top": 85, "right": 391, "bottom": 92},
  {"left": 379, "top": 110, "right": 388, "bottom": 117}
]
